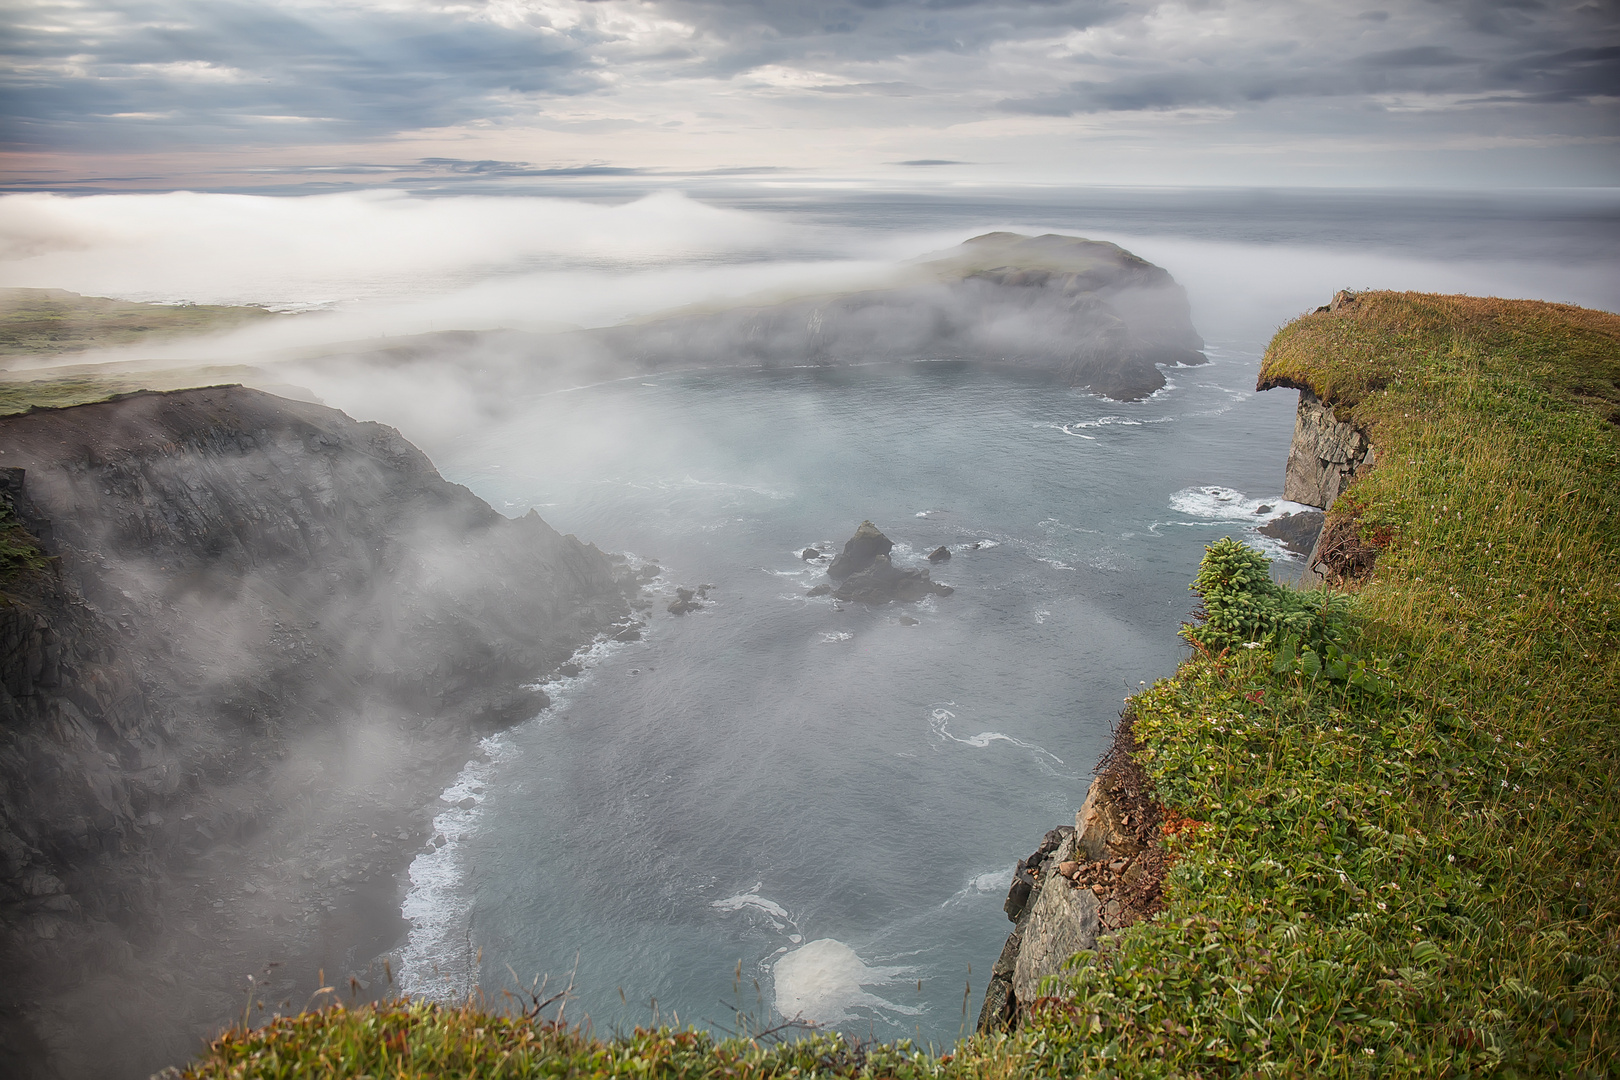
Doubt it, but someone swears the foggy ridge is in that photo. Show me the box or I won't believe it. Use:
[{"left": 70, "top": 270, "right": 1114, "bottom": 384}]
[{"left": 0, "top": 386, "right": 639, "bottom": 1078}]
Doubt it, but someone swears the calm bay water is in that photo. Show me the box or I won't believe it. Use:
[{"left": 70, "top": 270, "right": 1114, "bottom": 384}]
[{"left": 404, "top": 352, "right": 1304, "bottom": 1042}]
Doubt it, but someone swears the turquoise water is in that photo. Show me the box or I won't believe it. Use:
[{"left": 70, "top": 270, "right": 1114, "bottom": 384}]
[{"left": 405, "top": 351, "right": 1301, "bottom": 1043}]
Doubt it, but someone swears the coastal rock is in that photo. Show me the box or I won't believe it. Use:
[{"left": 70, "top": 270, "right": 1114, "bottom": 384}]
[
  {"left": 979, "top": 716, "right": 1168, "bottom": 1033},
  {"left": 927, "top": 546, "right": 951, "bottom": 563},
  {"left": 1257, "top": 509, "right": 1325, "bottom": 557},
  {"left": 800, "top": 547, "right": 820, "bottom": 560},
  {"left": 1283, "top": 389, "right": 1371, "bottom": 511},
  {"left": 826, "top": 521, "right": 894, "bottom": 580},
  {"left": 831, "top": 554, "right": 952, "bottom": 605},
  {"left": 1011, "top": 867, "right": 1099, "bottom": 1008}
]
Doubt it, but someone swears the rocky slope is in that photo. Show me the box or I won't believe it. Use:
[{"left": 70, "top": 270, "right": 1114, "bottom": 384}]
[{"left": 0, "top": 386, "right": 638, "bottom": 1079}]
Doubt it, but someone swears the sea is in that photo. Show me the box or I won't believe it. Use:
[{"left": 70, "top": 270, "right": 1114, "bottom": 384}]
[{"left": 372, "top": 188, "right": 1619, "bottom": 1045}]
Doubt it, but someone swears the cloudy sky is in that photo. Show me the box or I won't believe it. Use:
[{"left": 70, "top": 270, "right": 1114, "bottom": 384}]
[{"left": 2, "top": 0, "right": 1617, "bottom": 192}]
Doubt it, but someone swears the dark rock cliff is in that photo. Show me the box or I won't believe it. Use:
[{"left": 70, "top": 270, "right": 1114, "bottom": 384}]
[{"left": 0, "top": 386, "right": 636, "bottom": 1078}]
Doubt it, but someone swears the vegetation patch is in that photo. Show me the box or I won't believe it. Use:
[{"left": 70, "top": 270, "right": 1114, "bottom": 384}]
[
  {"left": 0, "top": 288, "right": 279, "bottom": 357},
  {"left": 179, "top": 292, "right": 1619, "bottom": 1077},
  {"left": 1028, "top": 292, "right": 1620, "bottom": 1076}
]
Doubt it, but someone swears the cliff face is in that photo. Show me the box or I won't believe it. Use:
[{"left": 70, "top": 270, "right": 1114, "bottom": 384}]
[
  {"left": 1282, "top": 388, "right": 1372, "bottom": 511},
  {"left": 977, "top": 718, "right": 1167, "bottom": 1032},
  {"left": 0, "top": 387, "right": 636, "bottom": 1078}
]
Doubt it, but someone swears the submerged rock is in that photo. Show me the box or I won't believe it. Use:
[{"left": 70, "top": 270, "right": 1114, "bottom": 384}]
[{"left": 667, "top": 585, "right": 713, "bottom": 615}]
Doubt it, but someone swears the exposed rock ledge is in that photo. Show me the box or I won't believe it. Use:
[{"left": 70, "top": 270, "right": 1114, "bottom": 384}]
[
  {"left": 0, "top": 386, "right": 637, "bottom": 1079},
  {"left": 977, "top": 715, "right": 1167, "bottom": 1032},
  {"left": 1283, "top": 388, "right": 1372, "bottom": 513}
]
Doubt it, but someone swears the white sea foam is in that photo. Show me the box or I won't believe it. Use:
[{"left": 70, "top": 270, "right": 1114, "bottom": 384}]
[
  {"left": 773, "top": 939, "right": 920, "bottom": 1026},
  {"left": 711, "top": 886, "right": 791, "bottom": 920},
  {"left": 928, "top": 707, "right": 1064, "bottom": 764},
  {"left": 1168, "top": 486, "right": 1313, "bottom": 522},
  {"left": 818, "top": 632, "right": 854, "bottom": 644},
  {"left": 972, "top": 871, "right": 1009, "bottom": 892},
  {"left": 1064, "top": 415, "right": 1176, "bottom": 430},
  {"left": 398, "top": 734, "right": 512, "bottom": 1001},
  {"left": 398, "top": 618, "right": 645, "bottom": 1001}
]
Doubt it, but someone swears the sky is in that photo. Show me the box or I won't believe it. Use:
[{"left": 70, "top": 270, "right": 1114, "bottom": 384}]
[{"left": 2, "top": 0, "right": 1617, "bottom": 193}]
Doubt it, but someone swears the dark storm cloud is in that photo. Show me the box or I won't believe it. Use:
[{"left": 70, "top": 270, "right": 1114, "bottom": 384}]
[
  {"left": 0, "top": 0, "right": 602, "bottom": 151},
  {"left": 998, "top": 7, "right": 1620, "bottom": 117},
  {"left": 1, "top": 0, "right": 1615, "bottom": 156}
]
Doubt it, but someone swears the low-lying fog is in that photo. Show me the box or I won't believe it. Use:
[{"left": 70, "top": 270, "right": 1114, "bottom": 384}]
[{"left": 3, "top": 184, "right": 1616, "bottom": 1053}]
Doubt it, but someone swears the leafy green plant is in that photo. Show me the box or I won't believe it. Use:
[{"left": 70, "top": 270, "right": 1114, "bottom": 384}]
[{"left": 1183, "top": 536, "right": 1352, "bottom": 655}]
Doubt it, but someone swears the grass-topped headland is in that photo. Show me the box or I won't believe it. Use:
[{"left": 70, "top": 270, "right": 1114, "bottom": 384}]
[
  {"left": 174, "top": 291, "right": 1619, "bottom": 1077},
  {"left": 0, "top": 287, "right": 281, "bottom": 358}
]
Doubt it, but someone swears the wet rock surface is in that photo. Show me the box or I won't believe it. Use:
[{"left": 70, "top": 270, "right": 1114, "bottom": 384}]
[
  {"left": 1259, "top": 509, "right": 1324, "bottom": 556},
  {"left": 815, "top": 522, "right": 953, "bottom": 605},
  {"left": 0, "top": 387, "right": 638, "bottom": 1079}
]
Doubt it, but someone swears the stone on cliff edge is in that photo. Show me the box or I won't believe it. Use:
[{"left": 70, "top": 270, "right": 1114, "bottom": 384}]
[
  {"left": 827, "top": 521, "right": 894, "bottom": 580},
  {"left": 1011, "top": 878, "right": 1099, "bottom": 1008}
]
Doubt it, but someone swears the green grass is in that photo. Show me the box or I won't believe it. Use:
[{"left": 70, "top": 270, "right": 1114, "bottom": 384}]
[
  {"left": 0, "top": 288, "right": 279, "bottom": 356},
  {"left": 1025, "top": 292, "right": 1620, "bottom": 1076},
  {"left": 175, "top": 292, "right": 1620, "bottom": 1077}
]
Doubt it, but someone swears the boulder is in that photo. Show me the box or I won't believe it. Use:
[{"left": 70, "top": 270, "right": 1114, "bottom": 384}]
[
  {"left": 667, "top": 587, "right": 704, "bottom": 615},
  {"left": 927, "top": 546, "right": 951, "bottom": 563},
  {"left": 801, "top": 548, "right": 820, "bottom": 561},
  {"left": 827, "top": 521, "right": 895, "bottom": 580},
  {"left": 1257, "top": 509, "right": 1325, "bottom": 557}
]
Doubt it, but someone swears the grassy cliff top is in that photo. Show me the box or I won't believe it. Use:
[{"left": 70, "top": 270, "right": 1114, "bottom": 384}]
[
  {"left": 0, "top": 287, "right": 281, "bottom": 358},
  {"left": 175, "top": 292, "right": 1620, "bottom": 1077}
]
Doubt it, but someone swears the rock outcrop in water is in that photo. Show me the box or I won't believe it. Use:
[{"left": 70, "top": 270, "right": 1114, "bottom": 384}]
[
  {"left": 826, "top": 521, "right": 894, "bottom": 580},
  {"left": 588, "top": 233, "right": 1205, "bottom": 401},
  {"left": 0, "top": 386, "right": 636, "bottom": 1078},
  {"left": 819, "top": 522, "right": 952, "bottom": 605}
]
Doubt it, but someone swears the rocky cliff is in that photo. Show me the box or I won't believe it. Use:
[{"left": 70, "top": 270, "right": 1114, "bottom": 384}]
[
  {"left": 0, "top": 386, "right": 637, "bottom": 1079},
  {"left": 977, "top": 716, "right": 1168, "bottom": 1032}
]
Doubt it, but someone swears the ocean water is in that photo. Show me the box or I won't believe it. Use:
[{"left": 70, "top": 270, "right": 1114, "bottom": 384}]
[
  {"left": 349, "top": 188, "right": 1617, "bottom": 1045},
  {"left": 401, "top": 353, "right": 1305, "bottom": 1041}
]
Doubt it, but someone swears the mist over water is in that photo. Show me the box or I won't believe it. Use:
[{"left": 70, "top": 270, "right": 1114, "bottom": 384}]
[
  {"left": 4, "top": 184, "right": 1615, "bottom": 1050},
  {"left": 395, "top": 353, "right": 1293, "bottom": 1039}
]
